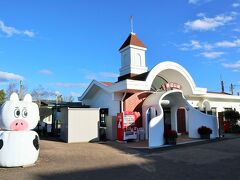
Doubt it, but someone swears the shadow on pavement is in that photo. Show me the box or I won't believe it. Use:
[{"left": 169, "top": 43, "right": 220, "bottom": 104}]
[{"left": 37, "top": 164, "right": 159, "bottom": 180}]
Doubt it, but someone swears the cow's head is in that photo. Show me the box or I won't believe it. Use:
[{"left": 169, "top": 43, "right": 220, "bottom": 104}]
[{"left": 0, "top": 93, "right": 39, "bottom": 131}]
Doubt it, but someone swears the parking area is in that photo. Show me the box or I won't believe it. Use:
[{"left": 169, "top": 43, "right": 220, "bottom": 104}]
[{"left": 1, "top": 137, "right": 240, "bottom": 180}]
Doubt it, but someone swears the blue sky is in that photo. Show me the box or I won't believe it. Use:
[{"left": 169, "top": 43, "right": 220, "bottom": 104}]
[{"left": 1, "top": 0, "right": 240, "bottom": 100}]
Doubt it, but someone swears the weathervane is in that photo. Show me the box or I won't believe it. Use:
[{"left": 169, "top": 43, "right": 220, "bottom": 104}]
[{"left": 130, "top": 16, "right": 134, "bottom": 33}]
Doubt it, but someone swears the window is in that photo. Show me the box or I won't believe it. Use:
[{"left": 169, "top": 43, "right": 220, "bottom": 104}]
[{"left": 134, "top": 53, "right": 141, "bottom": 66}]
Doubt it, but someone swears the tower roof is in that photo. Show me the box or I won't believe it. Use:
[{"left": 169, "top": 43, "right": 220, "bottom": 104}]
[{"left": 119, "top": 33, "right": 146, "bottom": 51}]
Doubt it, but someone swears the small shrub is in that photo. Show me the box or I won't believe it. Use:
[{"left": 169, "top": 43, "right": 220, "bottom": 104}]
[
  {"left": 198, "top": 126, "right": 212, "bottom": 135},
  {"left": 164, "top": 129, "right": 178, "bottom": 138}
]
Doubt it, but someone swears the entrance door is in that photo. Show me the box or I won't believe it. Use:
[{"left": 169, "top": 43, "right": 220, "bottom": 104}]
[
  {"left": 164, "top": 108, "right": 171, "bottom": 130},
  {"left": 177, "top": 108, "right": 186, "bottom": 133}
]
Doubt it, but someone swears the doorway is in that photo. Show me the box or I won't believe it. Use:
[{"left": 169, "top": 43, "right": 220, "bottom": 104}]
[
  {"left": 163, "top": 108, "right": 171, "bottom": 131},
  {"left": 177, "top": 108, "right": 186, "bottom": 133}
]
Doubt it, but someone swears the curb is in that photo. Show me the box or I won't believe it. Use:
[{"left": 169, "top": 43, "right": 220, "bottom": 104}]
[{"left": 128, "top": 136, "right": 240, "bottom": 154}]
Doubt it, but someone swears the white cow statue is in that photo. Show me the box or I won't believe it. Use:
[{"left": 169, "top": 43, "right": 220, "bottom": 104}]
[{"left": 0, "top": 93, "right": 40, "bottom": 167}]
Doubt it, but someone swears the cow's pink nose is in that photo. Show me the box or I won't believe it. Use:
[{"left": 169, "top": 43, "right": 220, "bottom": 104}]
[{"left": 10, "top": 119, "right": 28, "bottom": 131}]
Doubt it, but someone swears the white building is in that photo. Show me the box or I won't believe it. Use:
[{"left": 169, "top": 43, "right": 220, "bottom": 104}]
[{"left": 79, "top": 32, "right": 240, "bottom": 148}]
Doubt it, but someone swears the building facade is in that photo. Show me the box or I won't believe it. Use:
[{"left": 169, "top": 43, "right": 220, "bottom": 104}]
[{"left": 80, "top": 32, "right": 240, "bottom": 147}]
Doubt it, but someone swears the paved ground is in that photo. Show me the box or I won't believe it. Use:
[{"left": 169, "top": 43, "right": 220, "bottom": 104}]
[{"left": 1, "top": 137, "right": 240, "bottom": 180}]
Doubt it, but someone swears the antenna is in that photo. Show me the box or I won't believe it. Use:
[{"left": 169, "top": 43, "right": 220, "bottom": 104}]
[
  {"left": 230, "top": 83, "right": 234, "bottom": 95},
  {"left": 220, "top": 74, "right": 225, "bottom": 93},
  {"left": 130, "top": 16, "right": 134, "bottom": 33}
]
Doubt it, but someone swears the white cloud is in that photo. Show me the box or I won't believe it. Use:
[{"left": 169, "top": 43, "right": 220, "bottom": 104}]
[
  {"left": 180, "top": 40, "right": 214, "bottom": 51},
  {"left": 185, "top": 14, "right": 234, "bottom": 31},
  {"left": 203, "top": 43, "right": 214, "bottom": 50},
  {"left": 55, "top": 91, "right": 62, "bottom": 96},
  {"left": 0, "top": 20, "right": 34, "bottom": 37},
  {"left": 39, "top": 69, "right": 53, "bottom": 75},
  {"left": 233, "top": 28, "right": 240, "bottom": 32},
  {"left": 188, "top": 0, "right": 213, "bottom": 5},
  {"left": 215, "top": 39, "right": 240, "bottom": 48},
  {"left": 188, "top": 0, "right": 199, "bottom": 4},
  {"left": 0, "top": 71, "right": 23, "bottom": 82},
  {"left": 180, "top": 38, "right": 240, "bottom": 52},
  {"left": 180, "top": 40, "right": 201, "bottom": 50},
  {"left": 23, "top": 30, "right": 34, "bottom": 37},
  {"left": 201, "top": 51, "right": 224, "bottom": 58},
  {"left": 197, "top": 13, "right": 205, "bottom": 17},
  {"left": 232, "top": 3, "right": 240, "bottom": 8},
  {"left": 53, "top": 82, "right": 89, "bottom": 88},
  {"left": 222, "top": 60, "right": 240, "bottom": 68}
]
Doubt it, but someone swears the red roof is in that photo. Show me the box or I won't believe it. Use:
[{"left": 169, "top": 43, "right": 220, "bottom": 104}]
[
  {"left": 101, "top": 82, "right": 113, "bottom": 86},
  {"left": 119, "top": 33, "right": 146, "bottom": 50}
]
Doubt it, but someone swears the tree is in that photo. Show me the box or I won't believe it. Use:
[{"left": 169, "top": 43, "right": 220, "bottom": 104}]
[
  {"left": 63, "top": 95, "right": 74, "bottom": 102},
  {"left": 0, "top": 89, "right": 6, "bottom": 104},
  {"left": 5, "top": 82, "right": 28, "bottom": 100},
  {"left": 31, "top": 85, "right": 56, "bottom": 106},
  {"left": 5, "top": 82, "right": 18, "bottom": 99},
  {"left": 224, "top": 110, "right": 240, "bottom": 133}
]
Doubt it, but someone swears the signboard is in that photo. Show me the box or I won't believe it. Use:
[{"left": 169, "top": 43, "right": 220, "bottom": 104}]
[
  {"left": 117, "top": 111, "right": 139, "bottom": 141},
  {"left": 161, "top": 82, "right": 181, "bottom": 91}
]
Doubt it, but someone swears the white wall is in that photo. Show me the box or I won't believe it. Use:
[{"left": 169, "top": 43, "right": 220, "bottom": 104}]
[
  {"left": 187, "top": 97, "right": 240, "bottom": 115},
  {"left": 61, "top": 108, "right": 100, "bottom": 143},
  {"left": 119, "top": 45, "right": 148, "bottom": 76},
  {"left": 82, "top": 88, "right": 120, "bottom": 117},
  {"left": 188, "top": 106, "right": 218, "bottom": 138}
]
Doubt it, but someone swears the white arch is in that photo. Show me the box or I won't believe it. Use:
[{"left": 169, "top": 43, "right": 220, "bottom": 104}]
[
  {"left": 198, "top": 99, "right": 211, "bottom": 111},
  {"left": 145, "top": 61, "right": 206, "bottom": 95}
]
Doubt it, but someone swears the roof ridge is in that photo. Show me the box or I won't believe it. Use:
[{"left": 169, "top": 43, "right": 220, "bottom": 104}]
[{"left": 119, "top": 33, "right": 146, "bottom": 50}]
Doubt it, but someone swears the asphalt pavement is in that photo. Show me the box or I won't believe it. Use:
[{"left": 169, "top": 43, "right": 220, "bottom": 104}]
[{"left": 1, "top": 137, "right": 240, "bottom": 180}]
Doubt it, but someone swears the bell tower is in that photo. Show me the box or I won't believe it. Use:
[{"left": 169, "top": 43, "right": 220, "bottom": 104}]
[{"left": 118, "top": 32, "right": 148, "bottom": 80}]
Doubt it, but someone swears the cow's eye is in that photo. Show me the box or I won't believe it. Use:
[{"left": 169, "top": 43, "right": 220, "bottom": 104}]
[
  {"left": 14, "top": 108, "right": 20, "bottom": 118},
  {"left": 22, "top": 109, "right": 28, "bottom": 118}
]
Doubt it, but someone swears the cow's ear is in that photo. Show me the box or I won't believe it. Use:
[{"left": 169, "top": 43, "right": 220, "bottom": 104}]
[
  {"left": 10, "top": 93, "right": 19, "bottom": 101},
  {"left": 23, "top": 94, "right": 32, "bottom": 102}
]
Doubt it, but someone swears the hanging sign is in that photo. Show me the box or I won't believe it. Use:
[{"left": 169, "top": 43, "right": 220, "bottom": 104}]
[{"left": 161, "top": 82, "right": 182, "bottom": 91}]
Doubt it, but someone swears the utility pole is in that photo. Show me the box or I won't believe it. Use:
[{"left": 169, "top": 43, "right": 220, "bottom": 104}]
[
  {"left": 230, "top": 83, "right": 234, "bottom": 95},
  {"left": 221, "top": 80, "right": 224, "bottom": 93}
]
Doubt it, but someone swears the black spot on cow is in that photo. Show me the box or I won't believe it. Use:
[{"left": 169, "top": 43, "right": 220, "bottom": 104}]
[
  {"left": 33, "top": 135, "right": 39, "bottom": 150},
  {"left": 0, "top": 139, "right": 3, "bottom": 150}
]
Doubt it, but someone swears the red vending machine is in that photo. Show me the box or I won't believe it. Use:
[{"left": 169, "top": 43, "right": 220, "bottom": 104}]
[{"left": 117, "top": 111, "right": 139, "bottom": 141}]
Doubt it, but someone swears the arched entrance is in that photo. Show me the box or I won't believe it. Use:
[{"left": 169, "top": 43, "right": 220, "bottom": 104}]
[{"left": 142, "top": 90, "right": 189, "bottom": 147}]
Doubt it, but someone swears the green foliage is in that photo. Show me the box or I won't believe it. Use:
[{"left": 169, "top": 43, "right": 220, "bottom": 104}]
[
  {"left": 224, "top": 110, "right": 240, "bottom": 132},
  {"left": 231, "top": 125, "right": 240, "bottom": 133},
  {"left": 0, "top": 89, "right": 6, "bottom": 104}
]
